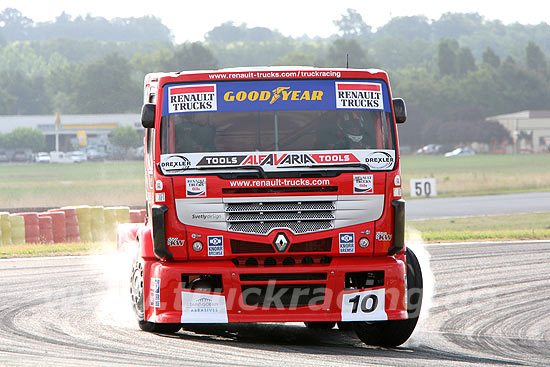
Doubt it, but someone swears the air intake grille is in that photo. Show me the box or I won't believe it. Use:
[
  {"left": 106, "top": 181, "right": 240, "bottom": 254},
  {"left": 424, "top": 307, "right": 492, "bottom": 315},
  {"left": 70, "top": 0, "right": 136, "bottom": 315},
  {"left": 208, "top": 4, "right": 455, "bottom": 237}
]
[
  {"left": 226, "top": 201, "right": 335, "bottom": 213},
  {"left": 226, "top": 200, "right": 335, "bottom": 235}
]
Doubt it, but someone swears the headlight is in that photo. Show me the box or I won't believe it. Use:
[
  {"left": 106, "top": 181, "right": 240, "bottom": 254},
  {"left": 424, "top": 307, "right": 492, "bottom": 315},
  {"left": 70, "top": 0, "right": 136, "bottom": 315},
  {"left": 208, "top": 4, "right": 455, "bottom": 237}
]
[
  {"left": 192, "top": 241, "right": 203, "bottom": 252},
  {"left": 358, "top": 237, "right": 370, "bottom": 248}
]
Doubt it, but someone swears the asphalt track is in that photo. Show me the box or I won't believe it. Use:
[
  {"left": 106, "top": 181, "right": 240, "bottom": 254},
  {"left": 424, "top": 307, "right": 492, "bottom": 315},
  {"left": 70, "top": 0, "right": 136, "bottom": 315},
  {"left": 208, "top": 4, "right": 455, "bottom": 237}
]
[
  {"left": 406, "top": 191, "right": 550, "bottom": 220},
  {"left": 1, "top": 240, "right": 549, "bottom": 366}
]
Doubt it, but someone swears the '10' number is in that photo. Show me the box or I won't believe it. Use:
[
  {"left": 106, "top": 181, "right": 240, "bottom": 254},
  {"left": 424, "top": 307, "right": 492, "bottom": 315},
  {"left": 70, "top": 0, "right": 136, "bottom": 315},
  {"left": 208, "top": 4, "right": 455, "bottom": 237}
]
[{"left": 348, "top": 294, "right": 378, "bottom": 313}]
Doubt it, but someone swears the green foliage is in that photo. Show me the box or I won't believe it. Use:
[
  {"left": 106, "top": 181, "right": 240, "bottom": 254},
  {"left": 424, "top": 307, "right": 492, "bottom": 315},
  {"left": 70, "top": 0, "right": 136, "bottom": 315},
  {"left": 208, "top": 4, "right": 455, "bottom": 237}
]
[
  {"left": 437, "top": 38, "right": 459, "bottom": 76},
  {"left": 1, "top": 7, "right": 550, "bottom": 150},
  {"left": 168, "top": 42, "right": 218, "bottom": 71},
  {"left": 109, "top": 125, "right": 141, "bottom": 150},
  {"left": 333, "top": 9, "right": 371, "bottom": 38},
  {"left": 0, "top": 9, "right": 171, "bottom": 42},
  {"left": 74, "top": 53, "right": 141, "bottom": 113},
  {"left": 323, "top": 38, "right": 370, "bottom": 68},
  {"left": 0, "top": 127, "right": 45, "bottom": 152},
  {"left": 526, "top": 41, "right": 548, "bottom": 76},
  {"left": 0, "top": 69, "right": 51, "bottom": 114},
  {"left": 205, "top": 22, "right": 283, "bottom": 43},
  {"left": 482, "top": 47, "right": 500, "bottom": 68}
]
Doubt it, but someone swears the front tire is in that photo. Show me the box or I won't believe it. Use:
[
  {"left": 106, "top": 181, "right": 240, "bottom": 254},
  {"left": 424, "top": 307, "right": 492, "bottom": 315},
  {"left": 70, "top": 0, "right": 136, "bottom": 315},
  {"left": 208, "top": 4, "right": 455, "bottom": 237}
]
[
  {"left": 130, "top": 259, "right": 181, "bottom": 333},
  {"left": 353, "top": 248, "right": 423, "bottom": 347}
]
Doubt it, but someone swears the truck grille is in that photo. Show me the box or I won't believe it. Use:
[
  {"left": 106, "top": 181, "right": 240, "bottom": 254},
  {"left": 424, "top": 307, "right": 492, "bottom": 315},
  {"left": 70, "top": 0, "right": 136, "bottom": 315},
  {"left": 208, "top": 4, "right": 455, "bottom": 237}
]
[{"left": 226, "top": 200, "right": 335, "bottom": 235}]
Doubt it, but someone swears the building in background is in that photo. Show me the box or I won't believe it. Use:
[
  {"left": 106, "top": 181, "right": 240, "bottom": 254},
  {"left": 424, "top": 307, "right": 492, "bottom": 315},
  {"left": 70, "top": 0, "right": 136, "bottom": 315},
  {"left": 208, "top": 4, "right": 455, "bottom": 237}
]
[
  {"left": 0, "top": 114, "right": 141, "bottom": 155},
  {"left": 487, "top": 111, "right": 550, "bottom": 153}
]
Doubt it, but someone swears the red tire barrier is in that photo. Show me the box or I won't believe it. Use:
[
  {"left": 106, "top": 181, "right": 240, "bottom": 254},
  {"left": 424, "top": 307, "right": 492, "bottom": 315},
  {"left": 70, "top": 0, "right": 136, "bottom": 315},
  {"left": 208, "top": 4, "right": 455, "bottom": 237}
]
[
  {"left": 129, "top": 209, "right": 145, "bottom": 223},
  {"left": 42, "top": 211, "right": 66, "bottom": 243},
  {"left": 16, "top": 212, "right": 40, "bottom": 244},
  {"left": 38, "top": 216, "right": 54, "bottom": 244},
  {"left": 49, "top": 208, "right": 80, "bottom": 242}
]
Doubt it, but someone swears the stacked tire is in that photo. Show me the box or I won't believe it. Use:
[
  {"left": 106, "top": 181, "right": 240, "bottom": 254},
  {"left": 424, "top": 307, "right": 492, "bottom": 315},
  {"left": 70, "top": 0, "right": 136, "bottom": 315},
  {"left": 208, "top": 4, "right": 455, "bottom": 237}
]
[
  {"left": 73, "top": 206, "right": 92, "bottom": 242},
  {"left": 90, "top": 206, "right": 105, "bottom": 242},
  {"left": 0, "top": 212, "right": 11, "bottom": 245},
  {"left": 16, "top": 213, "right": 41, "bottom": 244},
  {"left": 38, "top": 215, "right": 54, "bottom": 244},
  {"left": 44, "top": 211, "right": 66, "bottom": 243},
  {"left": 129, "top": 209, "right": 146, "bottom": 223},
  {"left": 51, "top": 208, "right": 80, "bottom": 242},
  {"left": 9, "top": 214, "right": 25, "bottom": 245},
  {"left": 103, "top": 207, "right": 118, "bottom": 242}
]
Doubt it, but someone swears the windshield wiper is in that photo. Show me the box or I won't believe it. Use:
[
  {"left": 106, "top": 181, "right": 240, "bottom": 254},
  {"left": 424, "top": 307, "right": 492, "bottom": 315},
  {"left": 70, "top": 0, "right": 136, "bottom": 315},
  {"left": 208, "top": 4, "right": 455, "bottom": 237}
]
[{"left": 277, "top": 163, "right": 371, "bottom": 172}]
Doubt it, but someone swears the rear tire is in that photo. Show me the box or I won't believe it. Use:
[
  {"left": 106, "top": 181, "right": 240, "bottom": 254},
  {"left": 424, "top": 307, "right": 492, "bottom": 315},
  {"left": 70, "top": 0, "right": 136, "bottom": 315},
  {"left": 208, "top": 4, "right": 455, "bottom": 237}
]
[
  {"left": 131, "top": 258, "right": 181, "bottom": 334},
  {"left": 353, "top": 248, "right": 423, "bottom": 347},
  {"left": 304, "top": 321, "right": 336, "bottom": 329}
]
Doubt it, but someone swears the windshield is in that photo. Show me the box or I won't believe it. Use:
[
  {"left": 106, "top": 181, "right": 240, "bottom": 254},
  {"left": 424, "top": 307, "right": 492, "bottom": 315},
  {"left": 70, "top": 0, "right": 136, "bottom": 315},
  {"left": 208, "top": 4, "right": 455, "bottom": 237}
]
[
  {"left": 158, "top": 79, "right": 397, "bottom": 173},
  {"left": 161, "top": 109, "right": 394, "bottom": 153}
]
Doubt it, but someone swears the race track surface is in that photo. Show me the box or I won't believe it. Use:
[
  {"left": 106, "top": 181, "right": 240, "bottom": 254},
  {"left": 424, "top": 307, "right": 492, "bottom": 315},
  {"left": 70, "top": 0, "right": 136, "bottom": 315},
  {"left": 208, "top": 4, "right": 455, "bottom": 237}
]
[
  {"left": 407, "top": 192, "right": 550, "bottom": 220},
  {"left": 1, "top": 241, "right": 549, "bottom": 366}
]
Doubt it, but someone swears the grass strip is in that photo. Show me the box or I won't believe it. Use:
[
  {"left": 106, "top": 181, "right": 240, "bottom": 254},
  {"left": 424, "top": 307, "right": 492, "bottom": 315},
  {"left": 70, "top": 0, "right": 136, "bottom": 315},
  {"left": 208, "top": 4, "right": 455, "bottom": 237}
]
[
  {"left": 0, "top": 241, "right": 117, "bottom": 258},
  {"left": 407, "top": 212, "right": 550, "bottom": 242}
]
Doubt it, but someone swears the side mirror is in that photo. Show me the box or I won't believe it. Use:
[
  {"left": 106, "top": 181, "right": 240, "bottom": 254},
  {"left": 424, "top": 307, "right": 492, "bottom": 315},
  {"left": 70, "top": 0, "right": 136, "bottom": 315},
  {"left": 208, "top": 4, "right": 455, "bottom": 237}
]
[
  {"left": 141, "top": 103, "right": 156, "bottom": 128},
  {"left": 393, "top": 98, "right": 407, "bottom": 124}
]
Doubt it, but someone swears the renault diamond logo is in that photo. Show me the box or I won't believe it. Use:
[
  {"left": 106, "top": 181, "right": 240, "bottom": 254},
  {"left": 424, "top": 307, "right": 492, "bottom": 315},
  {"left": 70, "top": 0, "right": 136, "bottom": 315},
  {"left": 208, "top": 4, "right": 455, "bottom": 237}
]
[{"left": 273, "top": 233, "right": 290, "bottom": 253}]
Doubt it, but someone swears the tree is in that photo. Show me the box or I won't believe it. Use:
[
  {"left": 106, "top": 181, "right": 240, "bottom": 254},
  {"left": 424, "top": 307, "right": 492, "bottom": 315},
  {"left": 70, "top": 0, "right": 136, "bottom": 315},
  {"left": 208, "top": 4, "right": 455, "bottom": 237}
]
[
  {"left": 333, "top": 9, "right": 371, "bottom": 38},
  {"left": 432, "top": 13, "right": 484, "bottom": 39},
  {"left": 74, "top": 52, "right": 141, "bottom": 113},
  {"left": 375, "top": 16, "right": 432, "bottom": 41},
  {"left": 323, "top": 38, "right": 370, "bottom": 68},
  {"left": 275, "top": 50, "right": 315, "bottom": 66},
  {"left": 437, "top": 39, "right": 459, "bottom": 76},
  {"left": 482, "top": 47, "right": 500, "bottom": 68},
  {"left": 526, "top": 41, "right": 547, "bottom": 76},
  {"left": 109, "top": 125, "right": 141, "bottom": 158},
  {"left": 204, "top": 22, "right": 282, "bottom": 43},
  {"left": 0, "top": 8, "right": 33, "bottom": 41},
  {"left": 456, "top": 47, "right": 476, "bottom": 77},
  {"left": 3, "top": 127, "right": 45, "bottom": 152},
  {"left": 167, "top": 42, "right": 218, "bottom": 71},
  {"left": 0, "top": 70, "right": 51, "bottom": 114}
]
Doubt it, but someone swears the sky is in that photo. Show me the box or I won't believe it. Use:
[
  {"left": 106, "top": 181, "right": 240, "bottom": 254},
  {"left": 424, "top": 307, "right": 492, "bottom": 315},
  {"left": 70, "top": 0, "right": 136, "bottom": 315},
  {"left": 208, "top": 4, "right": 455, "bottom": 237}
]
[{"left": 3, "top": 0, "right": 548, "bottom": 43}]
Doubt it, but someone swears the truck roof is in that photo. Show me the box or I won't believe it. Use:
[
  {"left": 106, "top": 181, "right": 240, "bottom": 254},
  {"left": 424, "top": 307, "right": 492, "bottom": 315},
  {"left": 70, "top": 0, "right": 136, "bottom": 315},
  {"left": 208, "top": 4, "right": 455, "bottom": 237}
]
[{"left": 144, "top": 66, "right": 389, "bottom": 86}]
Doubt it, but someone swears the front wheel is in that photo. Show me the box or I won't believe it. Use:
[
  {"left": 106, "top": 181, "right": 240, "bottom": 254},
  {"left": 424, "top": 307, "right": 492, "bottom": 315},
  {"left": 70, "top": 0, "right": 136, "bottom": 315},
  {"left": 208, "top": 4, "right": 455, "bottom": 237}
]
[
  {"left": 353, "top": 248, "right": 423, "bottom": 347},
  {"left": 130, "top": 259, "right": 181, "bottom": 334}
]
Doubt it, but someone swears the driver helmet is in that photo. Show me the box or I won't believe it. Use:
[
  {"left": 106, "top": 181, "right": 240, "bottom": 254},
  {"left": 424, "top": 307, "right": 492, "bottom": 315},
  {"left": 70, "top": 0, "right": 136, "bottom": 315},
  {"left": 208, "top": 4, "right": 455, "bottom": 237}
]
[{"left": 337, "top": 112, "right": 365, "bottom": 143}]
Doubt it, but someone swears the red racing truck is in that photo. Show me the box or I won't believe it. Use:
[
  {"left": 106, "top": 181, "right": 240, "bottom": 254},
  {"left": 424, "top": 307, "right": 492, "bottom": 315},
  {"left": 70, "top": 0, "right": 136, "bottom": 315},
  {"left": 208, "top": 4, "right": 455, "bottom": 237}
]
[{"left": 122, "top": 67, "right": 423, "bottom": 347}]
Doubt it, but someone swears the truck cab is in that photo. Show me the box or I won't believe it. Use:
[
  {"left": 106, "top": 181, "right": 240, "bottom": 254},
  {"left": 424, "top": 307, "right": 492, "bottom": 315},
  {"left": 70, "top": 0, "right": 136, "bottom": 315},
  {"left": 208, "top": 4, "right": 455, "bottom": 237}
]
[{"left": 124, "top": 67, "right": 422, "bottom": 347}]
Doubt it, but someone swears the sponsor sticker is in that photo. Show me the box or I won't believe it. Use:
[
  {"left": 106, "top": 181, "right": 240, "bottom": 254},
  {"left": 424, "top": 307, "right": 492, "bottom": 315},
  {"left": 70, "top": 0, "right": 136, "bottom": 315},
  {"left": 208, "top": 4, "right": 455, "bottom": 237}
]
[
  {"left": 155, "top": 180, "right": 163, "bottom": 190},
  {"left": 208, "top": 236, "right": 224, "bottom": 257},
  {"left": 181, "top": 291, "right": 228, "bottom": 323},
  {"left": 186, "top": 177, "right": 207, "bottom": 197},
  {"left": 375, "top": 232, "right": 393, "bottom": 241},
  {"left": 336, "top": 82, "right": 383, "bottom": 110},
  {"left": 160, "top": 155, "right": 190, "bottom": 173},
  {"left": 155, "top": 192, "right": 165, "bottom": 202},
  {"left": 341, "top": 288, "right": 387, "bottom": 321},
  {"left": 150, "top": 278, "right": 161, "bottom": 308},
  {"left": 365, "top": 151, "right": 395, "bottom": 170},
  {"left": 339, "top": 233, "right": 355, "bottom": 253},
  {"left": 160, "top": 149, "right": 395, "bottom": 173},
  {"left": 167, "top": 237, "right": 185, "bottom": 247},
  {"left": 168, "top": 84, "right": 217, "bottom": 113},
  {"left": 191, "top": 213, "right": 223, "bottom": 221},
  {"left": 353, "top": 174, "right": 374, "bottom": 194}
]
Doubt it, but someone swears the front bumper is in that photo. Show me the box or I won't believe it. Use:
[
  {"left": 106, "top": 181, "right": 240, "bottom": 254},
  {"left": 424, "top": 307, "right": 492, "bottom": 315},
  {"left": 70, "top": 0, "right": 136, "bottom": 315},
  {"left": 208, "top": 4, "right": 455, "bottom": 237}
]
[{"left": 144, "top": 255, "right": 408, "bottom": 324}]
